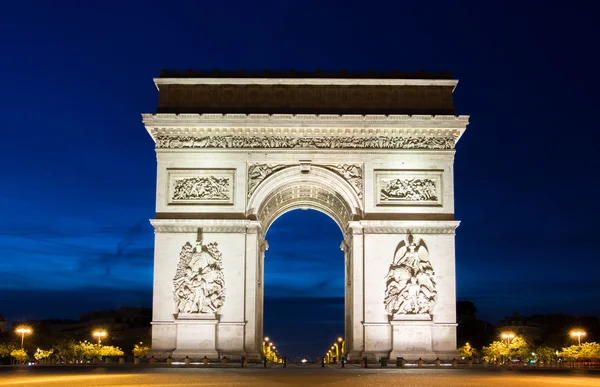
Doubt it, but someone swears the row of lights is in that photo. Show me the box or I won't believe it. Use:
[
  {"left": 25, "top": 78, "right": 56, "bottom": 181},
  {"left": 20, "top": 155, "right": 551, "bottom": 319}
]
[
  {"left": 262, "top": 336, "right": 282, "bottom": 362},
  {"left": 323, "top": 337, "right": 344, "bottom": 363},
  {"left": 15, "top": 326, "right": 109, "bottom": 348},
  {"left": 500, "top": 330, "right": 587, "bottom": 345}
]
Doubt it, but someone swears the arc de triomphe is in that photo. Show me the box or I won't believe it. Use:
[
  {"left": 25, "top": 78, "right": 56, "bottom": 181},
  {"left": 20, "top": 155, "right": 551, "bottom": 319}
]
[{"left": 143, "top": 70, "right": 469, "bottom": 361}]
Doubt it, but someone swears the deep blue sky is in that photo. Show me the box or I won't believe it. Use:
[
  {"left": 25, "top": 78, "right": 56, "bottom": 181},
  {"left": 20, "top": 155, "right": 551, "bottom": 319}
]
[{"left": 1, "top": 0, "right": 599, "bottom": 357}]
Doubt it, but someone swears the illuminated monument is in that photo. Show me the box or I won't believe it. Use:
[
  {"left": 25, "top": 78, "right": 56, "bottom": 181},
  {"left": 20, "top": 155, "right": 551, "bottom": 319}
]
[{"left": 143, "top": 70, "right": 469, "bottom": 360}]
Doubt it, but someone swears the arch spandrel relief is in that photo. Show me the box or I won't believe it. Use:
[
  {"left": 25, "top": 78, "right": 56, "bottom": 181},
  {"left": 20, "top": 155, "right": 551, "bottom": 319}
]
[
  {"left": 385, "top": 232, "right": 437, "bottom": 319},
  {"left": 173, "top": 241, "right": 225, "bottom": 317},
  {"left": 247, "top": 163, "right": 363, "bottom": 202}
]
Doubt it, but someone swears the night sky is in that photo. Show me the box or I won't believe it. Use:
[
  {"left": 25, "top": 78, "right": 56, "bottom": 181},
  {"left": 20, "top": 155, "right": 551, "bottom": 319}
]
[{"left": 1, "top": 1, "right": 599, "bottom": 358}]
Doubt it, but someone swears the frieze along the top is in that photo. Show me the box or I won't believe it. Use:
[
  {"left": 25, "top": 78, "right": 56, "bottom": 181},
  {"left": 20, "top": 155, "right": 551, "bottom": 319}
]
[
  {"left": 158, "top": 69, "right": 454, "bottom": 80},
  {"left": 155, "top": 135, "right": 456, "bottom": 150}
]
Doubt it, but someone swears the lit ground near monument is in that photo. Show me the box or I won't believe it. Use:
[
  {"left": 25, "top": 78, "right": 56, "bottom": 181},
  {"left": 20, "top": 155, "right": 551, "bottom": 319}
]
[{"left": 1, "top": 367, "right": 598, "bottom": 387}]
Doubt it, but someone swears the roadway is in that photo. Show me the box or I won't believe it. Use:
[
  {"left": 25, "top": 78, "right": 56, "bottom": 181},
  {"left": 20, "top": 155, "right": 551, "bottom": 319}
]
[{"left": 0, "top": 366, "right": 599, "bottom": 386}]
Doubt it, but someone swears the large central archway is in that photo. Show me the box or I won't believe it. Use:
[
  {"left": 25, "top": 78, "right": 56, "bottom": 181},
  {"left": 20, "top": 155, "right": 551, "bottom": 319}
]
[
  {"left": 262, "top": 208, "right": 345, "bottom": 359},
  {"left": 145, "top": 71, "right": 468, "bottom": 361},
  {"left": 248, "top": 165, "right": 362, "bottom": 357}
]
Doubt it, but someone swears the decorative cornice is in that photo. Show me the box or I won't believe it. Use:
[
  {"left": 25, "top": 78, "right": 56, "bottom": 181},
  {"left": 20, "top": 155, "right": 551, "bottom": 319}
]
[
  {"left": 143, "top": 114, "right": 468, "bottom": 148},
  {"left": 348, "top": 220, "right": 460, "bottom": 234},
  {"left": 155, "top": 78, "right": 459, "bottom": 87},
  {"left": 158, "top": 69, "right": 454, "bottom": 80},
  {"left": 150, "top": 219, "right": 259, "bottom": 233},
  {"left": 143, "top": 113, "right": 469, "bottom": 128}
]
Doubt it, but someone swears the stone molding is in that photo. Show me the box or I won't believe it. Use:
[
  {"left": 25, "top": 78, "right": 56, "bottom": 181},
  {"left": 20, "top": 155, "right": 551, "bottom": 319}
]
[
  {"left": 348, "top": 220, "right": 460, "bottom": 234},
  {"left": 155, "top": 78, "right": 459, "bottom": 87},
  {"left": 143, "top": 113, "right": 468, "bottom": 130},
  {"left": 150, "top": 219, "right": 260, "bottom": 234}
]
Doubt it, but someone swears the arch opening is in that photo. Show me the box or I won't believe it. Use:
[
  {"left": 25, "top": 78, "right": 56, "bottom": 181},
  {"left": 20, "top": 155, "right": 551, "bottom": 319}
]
[
  {"left": 263, "top": 208, "right": 345, "bottom": 360},
  {"left": 247, "top": 166, "right": 360, "bottom": 360}
]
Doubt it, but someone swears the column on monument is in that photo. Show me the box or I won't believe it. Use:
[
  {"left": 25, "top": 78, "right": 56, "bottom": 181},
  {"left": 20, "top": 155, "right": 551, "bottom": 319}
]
[
  {"left": 346, "top": 225, "right": 365, "bottom": 360},
  {"left": 150, "top": 227, "right": 178, "bottom": 357},
  {"left": 430, "top": 231, "right": 458, "bottom": 358},
  {"left": 362, "top": 227, "right": 397, "bottom": 361},
  {"left": 242, "top": 222, "right": 263, "bottom": 360},
  {"left": 213, "top": 227, "right": 252, "bottom": 359}
]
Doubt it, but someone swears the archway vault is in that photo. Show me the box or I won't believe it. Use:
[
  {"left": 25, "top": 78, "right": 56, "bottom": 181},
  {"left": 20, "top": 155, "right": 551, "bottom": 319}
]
[{"left": 247, "top": 165, "right": 363, "bottom": 233}]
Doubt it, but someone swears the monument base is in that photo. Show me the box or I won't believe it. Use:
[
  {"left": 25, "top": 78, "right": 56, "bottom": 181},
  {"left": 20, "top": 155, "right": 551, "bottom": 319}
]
[
  {"left": 390, "top": 318, "right": 437, "bottom": 361},
  {"left": 171, "top": 316, "right": 219, "bottom": 359}
]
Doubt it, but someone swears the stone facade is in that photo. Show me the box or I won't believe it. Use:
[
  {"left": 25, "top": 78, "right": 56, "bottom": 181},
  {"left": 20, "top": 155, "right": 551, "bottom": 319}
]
[{"left": 144, "top": 72, "right": 468, "bottom": 360}]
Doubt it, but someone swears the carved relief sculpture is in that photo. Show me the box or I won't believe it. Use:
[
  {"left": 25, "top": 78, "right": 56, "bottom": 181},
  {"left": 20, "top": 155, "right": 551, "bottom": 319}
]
[
  {"left": 156, "top": 135, "right": 456, "bottom": 150},
  {"left": 385, "top": 233, "right": 437, "bottom": 317},
  {"left": 173, "top": 241, "right": 225, "bottom": 316},
  {"left": 173, "top": 176, "right": 231, "bottom": 201},
  {"left": 380, "top": 178, "right": 437, "bottom": 202},
  {"left": 247, "top": 164, "right": 286, "bottom": 198},
  {"left": 324, "top": 164, "right": 363, "bottom": 199}
]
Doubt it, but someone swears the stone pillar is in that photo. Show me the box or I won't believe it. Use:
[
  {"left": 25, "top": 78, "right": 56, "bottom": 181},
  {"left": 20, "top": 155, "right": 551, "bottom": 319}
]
[
  {"left": 346, "top": 226, "right": 365, "bottom": 360},
  {"left": 243, "top": 223, "right": 263, "bottom": 360}
]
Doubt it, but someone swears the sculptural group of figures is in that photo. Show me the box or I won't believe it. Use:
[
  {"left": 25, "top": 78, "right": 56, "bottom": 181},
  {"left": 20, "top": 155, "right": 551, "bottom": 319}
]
[
  {"left": 173, "top": 242, "right": 225, "bottom": 315},
  {"left": 155, "top": 135, "right": 455, "bottom": 150},
  {"left": 173, "top": 176, "right": 230, "bottom": 200},
  {"left": 384, "top": 234, "right": 437, "bottom": 316},
  {"left": 381, "top": 178, "right": 437, "bottom": 202}
]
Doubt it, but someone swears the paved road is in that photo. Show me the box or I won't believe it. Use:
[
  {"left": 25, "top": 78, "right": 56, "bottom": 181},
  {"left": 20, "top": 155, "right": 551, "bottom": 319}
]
[{"left": 1, "top": 366, "right": 599, "bottom": 387}]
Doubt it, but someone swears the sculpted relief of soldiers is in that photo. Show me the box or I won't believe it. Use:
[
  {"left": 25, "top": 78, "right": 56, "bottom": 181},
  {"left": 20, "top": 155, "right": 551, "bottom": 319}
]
[
  {"left": 173, "top": 241, "right": 225, "bottom": 316},
  {"left": 385, "top": 233, "right": 437, "bottom": 317}
]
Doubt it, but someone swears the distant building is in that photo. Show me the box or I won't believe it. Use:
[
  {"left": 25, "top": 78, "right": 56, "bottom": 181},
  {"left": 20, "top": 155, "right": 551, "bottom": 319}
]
[
  {"left": 0, "top": 314, "right": 6, "bottom": 333},
  {"left": 496, "top": 313, "right": 542, "bottom": 342}
]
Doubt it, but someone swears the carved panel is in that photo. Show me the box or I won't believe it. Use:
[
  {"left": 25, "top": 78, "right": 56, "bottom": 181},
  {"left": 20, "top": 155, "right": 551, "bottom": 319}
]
[
  {"left": 323, "top": 164, "right": 363, "bottom": 199},
  {"left": 247, "top": 164, "right": 286, "bottom": 198},
  {"left": 167, "top": 169, "right": 235, "bottom": 205},
  {"left": 375, "top": 170, "right": 442, "bottom": 206},
  {"left": 173, "top": 240, "right": 225, "bottom": 317},
  {"left": 156, "top": 135, "right": 456, "bottom": 150},
  {"left": 385, "top": 233, "right": 436, "bottom": 318}
]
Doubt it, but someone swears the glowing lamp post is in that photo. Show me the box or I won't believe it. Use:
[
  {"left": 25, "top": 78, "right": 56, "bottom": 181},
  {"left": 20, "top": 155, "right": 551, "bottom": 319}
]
[
  {"left": 93, "top": 330, "right": 107, "bottom": 345},
  {"left": 335, "top": 337, "right": 344, "bottom": 359},
  {"left": 501, "top": 332, "right": 515, "bottom": 345},
  {"left": 16, "top": 327, "right": 31, "bottom": 349},
  {"left": 571, "top": 330, "right": 586, "bottom": 346}
]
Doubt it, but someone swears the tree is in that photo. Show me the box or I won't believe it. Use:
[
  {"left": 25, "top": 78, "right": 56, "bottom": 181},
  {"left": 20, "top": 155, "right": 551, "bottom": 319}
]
[
  {"left": 535, "top": 346, "right": 557, "bottom": 363},
  {"left": 507, "top": 336, "right": 531, "bottom": 361},
  {"left": 11, "top": 349, "right": 29, "bottom": 363},
  {"left": 34, "top": 348, "right": 54, "bottom": 361},
  {"left": 99, "top": 346, "right": 124, "bottom": 357},
  {"left": 133, "top": 344, "right": 150, "bottom": 359},
  {"left": 458, "top": 342, "right": 476, "bottom": 359},
  {"left": 0, "top": 343, "right": 11, "bottom": 358},
  {"left": 482, "top": 341, "right": 508, "bottom": 363},
  {"left": 483, "top": 335, "right": 531, "bottom": 362},
  {"left": 561, "top": 342, "right": 600, "bottom": 361}
]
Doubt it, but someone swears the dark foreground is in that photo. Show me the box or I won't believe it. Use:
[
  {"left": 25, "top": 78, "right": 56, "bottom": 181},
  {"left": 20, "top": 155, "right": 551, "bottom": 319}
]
[{"left": 1, "top": 366, "right": 599, "bottom": 387}]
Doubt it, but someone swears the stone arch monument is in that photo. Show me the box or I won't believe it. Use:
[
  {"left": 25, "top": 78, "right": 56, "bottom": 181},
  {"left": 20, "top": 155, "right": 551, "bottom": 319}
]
[{"left": 143, "top": 70, "right": 469, "bottom": 360}]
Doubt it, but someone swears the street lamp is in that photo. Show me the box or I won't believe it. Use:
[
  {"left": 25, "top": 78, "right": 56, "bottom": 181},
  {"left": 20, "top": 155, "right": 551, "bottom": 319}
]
[
  {"left": 15, "top": 327, "right": 31, "bottom": 349},
  {"left": 501, "top": 332, "right": 515, "bottom": 345},
  {"left": 570, "top": 330, "right": 586, "bottom": 346},
  {"left": 93, "top": 330, "right": 107, "bottom": 345}
]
